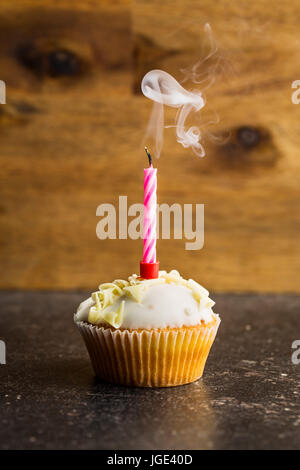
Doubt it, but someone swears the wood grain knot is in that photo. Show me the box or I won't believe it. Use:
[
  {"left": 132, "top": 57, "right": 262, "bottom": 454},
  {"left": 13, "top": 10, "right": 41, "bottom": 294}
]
[
  {"left": 237, "top": 126, "right": 261, "bottom": 148},
  {"left": 16, "top": 43, "right": 81, "bottom": 79},
  {"left": 48, "top": 50, "right": 80, "bottom": 77},
  {"left": 211, "top": 125, "right": 280, "bottom": 171}
]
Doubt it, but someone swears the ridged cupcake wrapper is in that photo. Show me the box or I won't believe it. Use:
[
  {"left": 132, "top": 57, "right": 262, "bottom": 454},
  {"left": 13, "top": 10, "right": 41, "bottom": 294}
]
[{"left": 75, "top": 317, "right": 220, "bottom": 387}]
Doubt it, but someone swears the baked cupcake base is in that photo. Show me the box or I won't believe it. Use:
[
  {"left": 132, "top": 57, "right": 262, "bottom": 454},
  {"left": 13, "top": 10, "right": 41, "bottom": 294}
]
[{"left": 75, "top": 316, "right": 220, "bottom": 387}]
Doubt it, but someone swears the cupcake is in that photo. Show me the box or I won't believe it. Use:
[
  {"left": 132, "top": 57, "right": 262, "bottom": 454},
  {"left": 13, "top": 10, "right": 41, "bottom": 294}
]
[{"left": 74, "top": 270, "right": 220, "bottom": 387}]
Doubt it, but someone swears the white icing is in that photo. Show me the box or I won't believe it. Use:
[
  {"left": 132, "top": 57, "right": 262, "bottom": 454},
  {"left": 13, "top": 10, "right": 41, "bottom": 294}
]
[
  {"left": 76, "top": 297, "right": 94, "bottom": 322},
  {"left": 75, "top": 282, "right": 217, "bottom": 329}
]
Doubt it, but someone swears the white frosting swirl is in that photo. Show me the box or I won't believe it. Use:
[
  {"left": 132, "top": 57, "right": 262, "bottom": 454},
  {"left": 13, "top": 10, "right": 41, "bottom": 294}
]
[{"left": 75, "top": 270, "right": 218, "bottom": 329}]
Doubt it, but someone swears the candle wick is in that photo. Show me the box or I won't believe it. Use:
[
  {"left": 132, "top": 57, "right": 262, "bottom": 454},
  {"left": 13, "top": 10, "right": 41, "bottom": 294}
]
[{"left": 144, "top": 147, "right": 152, "bottom": 167}]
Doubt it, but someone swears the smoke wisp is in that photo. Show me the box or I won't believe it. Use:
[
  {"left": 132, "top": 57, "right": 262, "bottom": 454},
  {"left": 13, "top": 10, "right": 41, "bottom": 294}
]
[
  {"left": 141, "top": 24, "right": 219, "bottom": 159},
  {"left": 142, "top": 69, "right": 206, "bottom": 158}
]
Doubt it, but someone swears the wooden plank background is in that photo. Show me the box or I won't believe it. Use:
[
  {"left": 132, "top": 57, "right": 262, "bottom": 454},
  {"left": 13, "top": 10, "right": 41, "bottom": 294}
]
[{"left": 0, "top": 0, "right": 300, "bottom": 292}]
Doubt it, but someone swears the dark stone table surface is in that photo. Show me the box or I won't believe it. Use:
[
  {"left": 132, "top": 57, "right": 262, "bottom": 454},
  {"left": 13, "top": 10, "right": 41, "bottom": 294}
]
[{"left": 0, "top": 291, "right": 299, "bottom": 450}]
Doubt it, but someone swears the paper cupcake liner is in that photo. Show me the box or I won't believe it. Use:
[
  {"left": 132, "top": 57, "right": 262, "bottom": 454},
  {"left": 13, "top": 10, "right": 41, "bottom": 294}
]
[{"left": 75, "top": 317, "right": 220, "bottom": 387}]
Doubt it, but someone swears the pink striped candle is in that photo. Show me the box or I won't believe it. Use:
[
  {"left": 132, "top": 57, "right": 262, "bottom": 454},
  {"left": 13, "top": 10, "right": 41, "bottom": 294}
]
[
  {"left": 143, "top": 157, "right": 157, "bottom": 264},
  {"left": 140, "top": 148, "right": 159, "bottom": 279}
]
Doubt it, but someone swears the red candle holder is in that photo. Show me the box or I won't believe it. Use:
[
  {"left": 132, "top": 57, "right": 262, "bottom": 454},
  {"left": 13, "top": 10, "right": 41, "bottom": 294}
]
[{"left": 140, "top": 261, "right": 159, "bottom": 279}]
